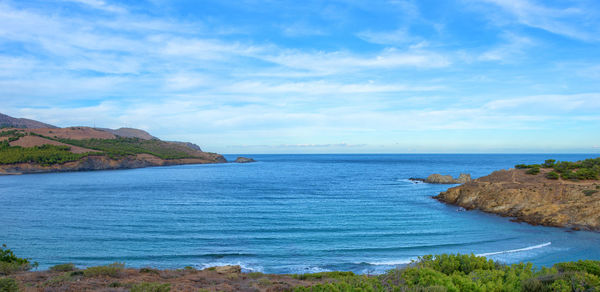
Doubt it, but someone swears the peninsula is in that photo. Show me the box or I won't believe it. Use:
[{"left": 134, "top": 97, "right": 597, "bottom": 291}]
[
  {"left": 434, "top": 158, "right": 600, "bottom": 231},
  {"left": 0, "top": 113, "right": 226, "bottom": 174}
]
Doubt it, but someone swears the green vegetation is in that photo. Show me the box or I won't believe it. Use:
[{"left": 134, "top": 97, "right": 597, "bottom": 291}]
[
  {"left": 0, "top": 277, "right": 19, "bottom": 292},
  {"left": 83, "top": 262, "right": 124, "bottom": 277},
  {"left": 546, "top": 171, "right": 560, "bottom": 180},
  {"left": 56, "top": 137, "right": 195, "bottom": 160},
  {"left": 49, "top": 263, "right": 75, "bottom": 272},
  {"left": 0, "top": 245, "right": 33, "bottom": 275},
  {"left": 0, "top": 144, "right": 90, "bottom": 166},
  {"left": 130, "top": 282, "right": 171, "bottom": 292},
  {"left": 293, "top": 254, "right": 600, "bottom": 292},
  {"left": 516, "top": 158, "right": 600, "bottom": 180},
  {"left": 583, "top": 190, "right": 598, "bottom": 196}
]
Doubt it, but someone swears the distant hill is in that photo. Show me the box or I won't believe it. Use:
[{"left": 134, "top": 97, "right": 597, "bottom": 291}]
[
  {"left": 0, "top": 113, "right": 58, "bottom": 129},
  {"left": 96, "top": 127, "right": 157, "bottom": 140}
]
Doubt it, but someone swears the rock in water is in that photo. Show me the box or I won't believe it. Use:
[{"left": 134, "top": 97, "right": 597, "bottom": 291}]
[
  {"left": 425, "top": 174, "right": 456, "bottom": 184},
  {"left": 235, "top": 157, "right": 256, "bottom": 163},
  {"left": 416, "top": 173, "right": 472, "bottom": 184}
]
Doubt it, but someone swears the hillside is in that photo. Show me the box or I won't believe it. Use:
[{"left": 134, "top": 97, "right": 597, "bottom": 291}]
[
  {"left": 0, "top": 114, "right": 226, "bottom": 174},
  {"left": 0, "top": 113, "right": 57, "bottom": 129},
  {"left": 434, "top": 158, "right": 600, "bottom": 231}
]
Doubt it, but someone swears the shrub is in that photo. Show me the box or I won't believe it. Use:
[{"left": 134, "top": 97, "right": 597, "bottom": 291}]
[
  {"left": 526, "top": 167, "right": 540, "bottom": 175},
  {"left": 83, "top": 262, "right": 125, "bottom": 277},
  {"left": 583, "top": 190, "right": 598, "bottom": 196},
  {"left": 130, "top": 282, "right": 171, "bottom": 292},
  {"left": 49, "top": 263, "right": 75, "bottom": 272},
  {"left": 542, "top": 159, "right": 556, "bottom": 168},
  {"left": 292, "top": 254, "right": 600, "bottom": 292},
  {"left": 546, "top": 171, "right": 560, "bottom": 180},
  {"left": 0, "top": 245, "right": 31, "bottom": 275},
  {"left": 0, "top": 277, "right": 18, "bottom": 292}
]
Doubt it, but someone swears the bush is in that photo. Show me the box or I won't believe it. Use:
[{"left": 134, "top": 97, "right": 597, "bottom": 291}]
[
  {"left": 49, "top": 263, "right": 75, "bottom": 272},
  {"left": 130, "top": 282, "right": 171, "bottom": 292},
  {"left": 0, "top": 277, "right": 18, "bottom": 292},
  {"left": 583, "top": 190, "right": 598, "bottom": 196},
  {"left": 542, "top": 159, "right": 556, "bottom": 168},
  {"left": 526, "top": 167, "right": 540, "bottom": 175},
  {"left": 83, "top": 262, "right": 124, "bottom": 277},
  {"left": 546, "top": 171, "right": 560, "bottom": 180},
  {"left": 0, "top": 245, "right": 31, "bottom": 275}
]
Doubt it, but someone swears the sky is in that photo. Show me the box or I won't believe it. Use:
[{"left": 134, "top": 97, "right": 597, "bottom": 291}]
[{"left": 1, "top": 0, "right": 599, "bottom": 154}]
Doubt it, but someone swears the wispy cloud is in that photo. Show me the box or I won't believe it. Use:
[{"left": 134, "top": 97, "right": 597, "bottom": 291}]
[
  {"left": 474, "top": 0, "right": 600, "bottom": 42},
  {"left": 62, "top": 0, "right": 126, "bottom": 13}
]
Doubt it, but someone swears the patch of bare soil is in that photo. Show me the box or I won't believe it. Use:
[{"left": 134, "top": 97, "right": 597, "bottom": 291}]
[
  {"left": 8, "top": 136, "right": 98, "bottom": 154},
  {"left": 29, "top": 127, "right": 116, "bottom": 140}
]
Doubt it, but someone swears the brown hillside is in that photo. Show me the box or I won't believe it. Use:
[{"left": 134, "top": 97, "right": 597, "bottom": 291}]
[
  {"left": 29, "top": 127, "right": 116, "bottom": 140},
  {"left": 9, "top": 135, "right": 98, "bottom": 154}
]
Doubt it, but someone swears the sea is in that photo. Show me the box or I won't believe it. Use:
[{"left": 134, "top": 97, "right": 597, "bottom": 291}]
[{"left": 1, "top": 154, "right": 600, "bottom": 274}]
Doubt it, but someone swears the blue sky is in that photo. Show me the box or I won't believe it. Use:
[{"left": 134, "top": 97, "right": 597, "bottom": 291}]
[{"left": 1, "top": 0, "right": 599, "bottom": 153}]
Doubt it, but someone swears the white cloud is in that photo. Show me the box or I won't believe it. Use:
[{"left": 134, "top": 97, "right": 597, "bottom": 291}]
[
  {"left": 478, "top": 32, "right": 535, "bottom": 62},
  {"left": 475, "top": 0, "right": 599, "bottom": 42},
  {"left": 62, "top": 0, "right": 126, "bottom": 13}
]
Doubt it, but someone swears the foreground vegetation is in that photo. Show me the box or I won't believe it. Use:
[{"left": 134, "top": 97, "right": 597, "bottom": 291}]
[
  {"left": 516, "top": 158, "right": 600, "bottom": 180},
  {"left": 2, "top": 245, "right": 600, "bottom": 291}
]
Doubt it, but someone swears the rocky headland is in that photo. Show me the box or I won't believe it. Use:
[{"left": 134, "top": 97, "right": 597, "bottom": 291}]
[
  {"left": 434, "top": 166, "right": 600, "bottom": 231},
  {"left": 0, "top": 113, "right": 226, "bottom": 174}
]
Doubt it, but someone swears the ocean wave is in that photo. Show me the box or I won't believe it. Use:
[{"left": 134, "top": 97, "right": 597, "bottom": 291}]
[
  {"left": 364, "top": 259, "right": 414, "bottom": 266},
  {"left": 477, "top": 242, "right": 551, "bottom": 257}
]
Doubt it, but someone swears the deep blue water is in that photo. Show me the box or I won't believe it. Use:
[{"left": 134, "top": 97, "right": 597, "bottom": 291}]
[{"left": 1, "top": 154, "right": 600, "bottom": 274}]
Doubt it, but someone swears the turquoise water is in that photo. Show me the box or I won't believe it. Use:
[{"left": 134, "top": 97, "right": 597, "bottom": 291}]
[{"left": 1, "top": 154, "right": 600, "bottom": 274}]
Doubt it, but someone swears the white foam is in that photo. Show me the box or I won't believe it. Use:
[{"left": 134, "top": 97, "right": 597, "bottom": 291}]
[
  {"left": 366, "top": 259, "right": 414, "bottom": 266},
  {"left": 477, "top": 242, "right": 551, "bottom": 257}
]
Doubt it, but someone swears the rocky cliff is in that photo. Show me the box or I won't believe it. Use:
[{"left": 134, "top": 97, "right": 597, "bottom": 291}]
[
  {"left": 0, "top": 153, "right": 226, "bottom": 175},
  {"left": 434, "top": 168, "right": 600, "bottom": 231}
]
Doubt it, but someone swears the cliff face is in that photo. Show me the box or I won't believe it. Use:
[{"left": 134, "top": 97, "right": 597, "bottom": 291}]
[
  {"left": 434, "top": 169, "right": 600, "bottom": 231},
  {"left": 0, "top": 153, "right": 226, "bottom": 175}
]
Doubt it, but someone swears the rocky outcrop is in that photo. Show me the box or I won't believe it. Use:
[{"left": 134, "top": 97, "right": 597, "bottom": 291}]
[
  {"left": 434, "top": 169, "right": 600, "bottom": 231},
  {"left": 410, "top": 173, "right": 471, "bottom": 184},
  {"left": 235, "top": 157, "right": 256, "bottom": 163},
  {"left": 212, "top": 265, "right": 242, "bottom": 274}
]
